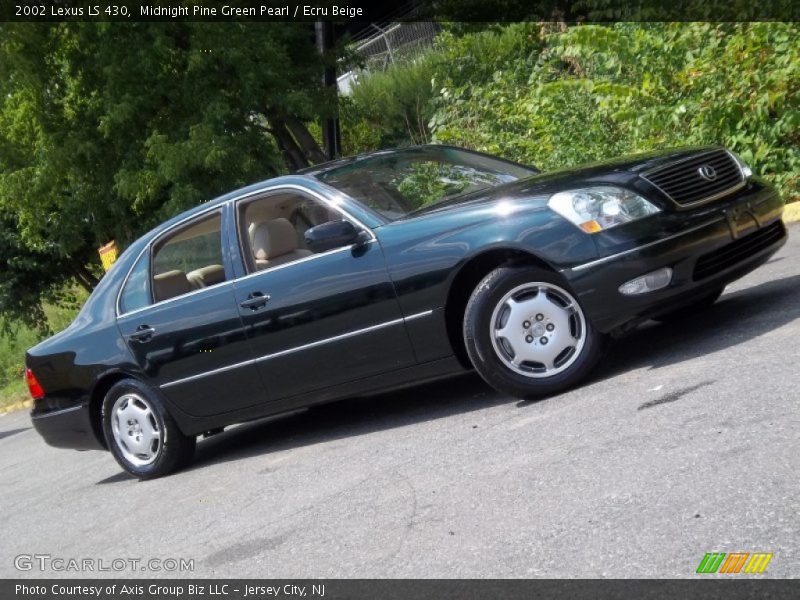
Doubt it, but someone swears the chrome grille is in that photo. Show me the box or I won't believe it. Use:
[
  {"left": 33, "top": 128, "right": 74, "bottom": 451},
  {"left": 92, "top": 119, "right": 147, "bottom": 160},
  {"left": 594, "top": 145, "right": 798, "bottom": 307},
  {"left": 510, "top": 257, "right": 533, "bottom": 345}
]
[{"left": 641, "top": 149, "right": 745, "bottom": 208}]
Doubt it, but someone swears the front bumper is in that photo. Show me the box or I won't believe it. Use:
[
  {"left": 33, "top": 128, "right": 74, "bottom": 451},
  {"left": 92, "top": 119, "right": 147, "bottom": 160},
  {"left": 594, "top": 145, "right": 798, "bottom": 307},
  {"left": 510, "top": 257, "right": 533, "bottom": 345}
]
[
  {"left": 30, "top": 401, "right": 105, "bottom": 450},
  {"left": 563, "top": 180, "right": 787, "bottom": 333}
]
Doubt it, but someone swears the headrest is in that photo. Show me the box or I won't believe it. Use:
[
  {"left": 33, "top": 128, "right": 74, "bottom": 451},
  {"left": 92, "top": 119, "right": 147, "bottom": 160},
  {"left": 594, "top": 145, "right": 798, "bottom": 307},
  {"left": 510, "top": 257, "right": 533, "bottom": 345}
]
[
  {"left": 187, "top": 264, "right": 225, "bottom": 288},
  {"left": 252, "top": 218, "right": 297, "bottom": 260},
  {"left": 153, "top": 270, "right": 192, "bottom": 302}
]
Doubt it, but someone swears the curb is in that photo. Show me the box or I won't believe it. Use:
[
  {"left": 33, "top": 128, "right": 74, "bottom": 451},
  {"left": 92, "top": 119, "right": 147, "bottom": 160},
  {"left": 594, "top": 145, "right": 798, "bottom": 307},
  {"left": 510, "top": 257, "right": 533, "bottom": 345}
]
[
  {"left": 783, "top": 201, "right": 800, "bottom": 224},
  {"left": 0, "top": 399, "right": 32, "bottom": 415}
]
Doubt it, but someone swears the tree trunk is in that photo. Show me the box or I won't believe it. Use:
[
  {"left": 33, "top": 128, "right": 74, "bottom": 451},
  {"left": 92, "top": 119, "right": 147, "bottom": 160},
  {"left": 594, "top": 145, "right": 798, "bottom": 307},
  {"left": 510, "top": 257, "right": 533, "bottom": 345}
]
[
  {"left": 269, "top": 117, "right": 309, "bottom": 171},
  {"left": 72, "top": 270, "right": 95, "bottom": 294},
  {"left": 77, "top": 263, "right": 100, "bottom": 288},
  {"left": 71, "top": 260, "right": 99, "bottom": 293},
  {"left": 285, "top": 116, "right": 327, "bottom": 164},
  {"left": 272, "top": 134, "right": 294, "bottom": 171}
]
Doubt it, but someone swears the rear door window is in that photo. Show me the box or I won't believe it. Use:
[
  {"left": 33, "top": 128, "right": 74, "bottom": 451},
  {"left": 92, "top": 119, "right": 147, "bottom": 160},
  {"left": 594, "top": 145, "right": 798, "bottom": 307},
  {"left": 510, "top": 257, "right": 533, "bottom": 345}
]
[{"left": 151, "top": 213, "right": 227, "bottom": 303}]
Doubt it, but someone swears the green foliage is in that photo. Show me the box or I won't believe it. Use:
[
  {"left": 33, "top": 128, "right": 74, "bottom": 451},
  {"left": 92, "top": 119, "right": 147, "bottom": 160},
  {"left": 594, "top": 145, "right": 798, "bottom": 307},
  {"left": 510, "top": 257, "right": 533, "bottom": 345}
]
[
  {"left": 1, "top": 21, "right": 797, "bottom": 337},
  {"left": 338, "top": 97, "right": 384, "bottom": 156},
  {"left": 0, "top": 378, "right": 27, "bottom": 411},
  {"left": 0, "top": 211, "right": 83, "bottom": 336},
  {"left": 433, "top": 22, "right": 544, "bottom": 90},
  {"left": 0, "top": 325, "right": 38, "bottom": 391},
  {"left": 342, "top": 52, "right": 441, "bottom": 149},
  {"left": 0, "top": 299, "right": 81, "bottom": 399},
  {"left": 346, "top": 22, "right": 799, "bottom": 202},
  {"left": 0, "top": 22, "right": 327, "bottom": 330},
  {"left": 340, "top": 23, "right": 544, "bottom": 154}
]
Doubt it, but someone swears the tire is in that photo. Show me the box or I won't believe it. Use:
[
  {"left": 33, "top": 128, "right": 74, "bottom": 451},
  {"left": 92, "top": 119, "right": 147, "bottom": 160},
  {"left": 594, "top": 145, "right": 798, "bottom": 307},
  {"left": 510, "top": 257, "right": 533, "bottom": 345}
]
[
  {"left": 464, "top": 266, "right": 607, "bottom": 399},
  {"left": 652, "top": 286, "right": 724, "bottom": 323},
  {"left": 102, "top": 379, "right": 196, "bottom": 479}
]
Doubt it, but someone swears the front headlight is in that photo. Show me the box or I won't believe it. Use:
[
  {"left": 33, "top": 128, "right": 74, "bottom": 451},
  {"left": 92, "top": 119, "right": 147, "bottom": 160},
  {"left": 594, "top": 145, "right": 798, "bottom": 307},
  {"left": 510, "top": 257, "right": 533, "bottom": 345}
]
[{"left": 547, "top": 186, "right": 660, "bottom": 233}]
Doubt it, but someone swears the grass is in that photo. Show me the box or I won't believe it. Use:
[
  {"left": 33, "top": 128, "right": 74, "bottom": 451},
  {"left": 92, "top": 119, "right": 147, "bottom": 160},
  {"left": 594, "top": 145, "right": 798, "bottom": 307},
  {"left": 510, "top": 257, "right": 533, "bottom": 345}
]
[
  {"left": 0, "top": 379, "right": 28, "bottom": 412},
  {"left": 0, "top": 300, "right": 82, "bottom": 412}
]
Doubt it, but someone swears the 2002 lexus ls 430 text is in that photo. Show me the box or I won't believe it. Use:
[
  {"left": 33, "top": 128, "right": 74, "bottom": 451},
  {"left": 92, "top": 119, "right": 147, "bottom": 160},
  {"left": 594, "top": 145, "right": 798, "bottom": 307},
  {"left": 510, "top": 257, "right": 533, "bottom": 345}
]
[{"left": 26, "top": 145, "right": 787, "bottom": 477}]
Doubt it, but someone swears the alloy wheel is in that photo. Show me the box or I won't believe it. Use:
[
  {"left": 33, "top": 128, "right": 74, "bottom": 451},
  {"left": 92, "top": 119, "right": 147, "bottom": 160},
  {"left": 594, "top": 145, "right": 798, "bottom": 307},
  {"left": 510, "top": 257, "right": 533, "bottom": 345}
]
[
  {"left": 111, "top": 393, "right": 163, "bottom": 466},
  {"left": 489, "top": 282, "right": 587, "bottom": 378}
]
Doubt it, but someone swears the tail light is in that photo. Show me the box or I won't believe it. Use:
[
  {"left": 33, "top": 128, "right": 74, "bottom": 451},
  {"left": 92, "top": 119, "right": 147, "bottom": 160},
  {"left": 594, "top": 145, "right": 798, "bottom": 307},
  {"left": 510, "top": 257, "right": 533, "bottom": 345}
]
[{"left": 25, "top": 368, "right": 45, "bottom": 400}]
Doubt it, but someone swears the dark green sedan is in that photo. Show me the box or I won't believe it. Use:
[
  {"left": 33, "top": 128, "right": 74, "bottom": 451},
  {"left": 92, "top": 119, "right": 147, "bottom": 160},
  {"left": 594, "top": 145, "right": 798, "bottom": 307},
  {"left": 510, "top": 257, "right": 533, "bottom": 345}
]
[{"left": 26, "top": 144, "right": 786, "bottom": 478}]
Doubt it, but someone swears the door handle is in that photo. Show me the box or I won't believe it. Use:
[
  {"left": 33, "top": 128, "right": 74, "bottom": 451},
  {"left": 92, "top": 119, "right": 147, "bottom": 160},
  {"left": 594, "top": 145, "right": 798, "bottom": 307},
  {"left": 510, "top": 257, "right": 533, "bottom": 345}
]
[
  {"left": 129, "top": 325, "right": 156, "bottom": 343},
  {"left": 240, "top": 292, "right": 270, "bottom": 311}
]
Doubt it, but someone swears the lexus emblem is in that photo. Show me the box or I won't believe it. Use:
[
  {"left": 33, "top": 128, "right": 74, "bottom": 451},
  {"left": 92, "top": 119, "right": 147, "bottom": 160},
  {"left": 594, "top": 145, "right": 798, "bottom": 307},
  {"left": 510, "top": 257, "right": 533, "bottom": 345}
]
[{"left": 698, "top": 165, "right": 717, "bottom": 181}]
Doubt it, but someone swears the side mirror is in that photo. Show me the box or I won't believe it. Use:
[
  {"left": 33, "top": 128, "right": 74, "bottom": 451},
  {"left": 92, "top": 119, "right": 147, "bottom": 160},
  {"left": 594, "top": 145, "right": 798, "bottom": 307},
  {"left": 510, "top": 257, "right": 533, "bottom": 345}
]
[{"left": 304, "top": 220, "right": 365, "bottom": 254}]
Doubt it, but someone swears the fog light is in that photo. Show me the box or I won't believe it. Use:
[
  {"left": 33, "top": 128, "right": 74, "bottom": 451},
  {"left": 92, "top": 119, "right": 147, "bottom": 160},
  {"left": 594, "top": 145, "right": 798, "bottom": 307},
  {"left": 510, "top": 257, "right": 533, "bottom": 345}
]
[{"left": 619, "top": 267, "right": 673, "bottom": 295}]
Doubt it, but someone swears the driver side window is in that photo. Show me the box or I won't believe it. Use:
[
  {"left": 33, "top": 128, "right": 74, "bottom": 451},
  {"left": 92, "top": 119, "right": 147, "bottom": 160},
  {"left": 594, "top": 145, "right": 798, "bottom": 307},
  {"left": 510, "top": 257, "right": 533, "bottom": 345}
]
[{"left": 239, "top": 191, "right": 356, "bottom": 274}]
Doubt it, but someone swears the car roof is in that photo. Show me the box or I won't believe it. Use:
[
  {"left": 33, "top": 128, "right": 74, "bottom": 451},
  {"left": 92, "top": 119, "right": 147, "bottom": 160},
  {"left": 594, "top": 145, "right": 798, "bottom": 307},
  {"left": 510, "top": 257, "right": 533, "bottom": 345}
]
[
  {"left": 146, "top": 174, "right": 316, "bottom": 239},
  {"left": 296, "top": 145, "right": 430, "bottom": 176}
]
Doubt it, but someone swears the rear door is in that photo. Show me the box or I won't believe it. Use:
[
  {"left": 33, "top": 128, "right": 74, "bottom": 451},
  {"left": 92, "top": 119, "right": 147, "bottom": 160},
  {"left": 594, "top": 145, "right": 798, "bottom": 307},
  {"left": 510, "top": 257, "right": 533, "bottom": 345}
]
[
  {"left": 230, "top": 186, "right": 417, "bottom": 405},
  {"left": 116, "top": 208, "right": 265, "bottom": 418}
]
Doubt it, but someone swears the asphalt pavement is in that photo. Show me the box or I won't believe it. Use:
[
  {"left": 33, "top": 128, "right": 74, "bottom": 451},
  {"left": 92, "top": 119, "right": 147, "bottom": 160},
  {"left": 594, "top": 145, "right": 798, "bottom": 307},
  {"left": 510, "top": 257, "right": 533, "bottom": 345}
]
[{"left": 1, "top": 223, "right": 798, "bottom": 579}]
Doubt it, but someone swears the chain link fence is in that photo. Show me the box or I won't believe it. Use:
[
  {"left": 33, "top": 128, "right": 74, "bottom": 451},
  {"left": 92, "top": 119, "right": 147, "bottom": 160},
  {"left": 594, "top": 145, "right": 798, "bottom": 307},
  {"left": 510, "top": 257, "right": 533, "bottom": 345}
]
[{"left": 338, "top": 22, "right": 440, "bottom": 94}]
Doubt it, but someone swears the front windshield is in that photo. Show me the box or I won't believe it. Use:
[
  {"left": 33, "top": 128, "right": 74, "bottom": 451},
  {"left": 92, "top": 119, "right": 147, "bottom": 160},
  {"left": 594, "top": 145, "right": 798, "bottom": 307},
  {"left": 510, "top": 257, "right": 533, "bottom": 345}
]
[{"left": 316, "top": 146, "right": 537, "bottom": 220}]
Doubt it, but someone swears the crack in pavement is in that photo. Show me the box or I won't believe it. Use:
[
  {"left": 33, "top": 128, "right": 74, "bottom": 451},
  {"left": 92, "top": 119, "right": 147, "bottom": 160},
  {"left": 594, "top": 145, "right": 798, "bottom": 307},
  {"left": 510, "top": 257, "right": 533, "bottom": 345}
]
[{"left": 637, "top": 381, "right": 716, "bottom": 411}]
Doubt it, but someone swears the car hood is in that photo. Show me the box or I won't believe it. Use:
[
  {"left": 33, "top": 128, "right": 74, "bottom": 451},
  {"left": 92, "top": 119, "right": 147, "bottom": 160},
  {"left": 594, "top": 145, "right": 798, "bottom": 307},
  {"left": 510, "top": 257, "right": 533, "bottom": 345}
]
[{"left": 404, "top": 145, "right": 721, "bottom": 219}]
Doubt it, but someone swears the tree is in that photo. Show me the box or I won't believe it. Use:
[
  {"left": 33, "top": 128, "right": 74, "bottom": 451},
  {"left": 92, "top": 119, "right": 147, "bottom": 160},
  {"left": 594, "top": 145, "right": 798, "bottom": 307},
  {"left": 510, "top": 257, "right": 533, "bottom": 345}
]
[
  {"left": 0, "top": 211, "right": 83, "bottom": 336},
  {"left": 0, "top": 22, "right": 334, "bottom": 330}
]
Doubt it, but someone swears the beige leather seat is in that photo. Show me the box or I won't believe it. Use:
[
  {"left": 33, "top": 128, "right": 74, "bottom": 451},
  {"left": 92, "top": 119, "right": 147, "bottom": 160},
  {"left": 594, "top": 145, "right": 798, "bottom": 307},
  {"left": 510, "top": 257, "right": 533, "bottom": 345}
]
[
  {"left": 153, "top": 270, "right": 192, "bottom": 302},
  {"left": 186, "top": 264, "right": 225, "bottom": 289},
  {"left": 251, "top": 218, "right": 311, "bottom": 270}
]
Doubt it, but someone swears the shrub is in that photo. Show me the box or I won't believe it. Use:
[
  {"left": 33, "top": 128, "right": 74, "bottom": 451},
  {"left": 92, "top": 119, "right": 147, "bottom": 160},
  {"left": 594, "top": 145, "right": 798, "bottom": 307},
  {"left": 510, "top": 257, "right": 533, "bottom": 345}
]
[{"left": 345, "top": 22, "right": 799, "bottom": 202}]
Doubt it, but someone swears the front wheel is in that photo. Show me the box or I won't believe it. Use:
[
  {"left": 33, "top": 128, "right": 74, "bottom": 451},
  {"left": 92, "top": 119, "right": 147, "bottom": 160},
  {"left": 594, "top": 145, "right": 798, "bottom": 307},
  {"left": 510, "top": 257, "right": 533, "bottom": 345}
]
[
  {"left": 464, "top": 266, "right": 607, "bottom": 399},
  {"left": 102, "top": 379, "right": 196, "bottom": 479}
]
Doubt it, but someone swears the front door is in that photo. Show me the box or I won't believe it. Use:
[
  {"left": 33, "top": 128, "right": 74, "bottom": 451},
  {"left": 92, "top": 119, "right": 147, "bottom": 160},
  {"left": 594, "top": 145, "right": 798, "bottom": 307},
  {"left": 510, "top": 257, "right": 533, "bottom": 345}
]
[{"left": 231, "top": 187, "right": 416, "bottom": 405}]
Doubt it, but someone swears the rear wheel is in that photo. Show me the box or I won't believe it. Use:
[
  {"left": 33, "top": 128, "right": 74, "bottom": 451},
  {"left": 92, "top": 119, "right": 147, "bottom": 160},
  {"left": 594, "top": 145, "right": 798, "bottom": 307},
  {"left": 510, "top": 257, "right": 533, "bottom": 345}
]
[
  {"left": 652, "top": 286, "right": 724, "bottom": 322},
  {"left": 102, "top": 379, "right": 195, "bottom": 479},
  {"left": 464, "top": 266, "right": 606, "bottom": 399}
]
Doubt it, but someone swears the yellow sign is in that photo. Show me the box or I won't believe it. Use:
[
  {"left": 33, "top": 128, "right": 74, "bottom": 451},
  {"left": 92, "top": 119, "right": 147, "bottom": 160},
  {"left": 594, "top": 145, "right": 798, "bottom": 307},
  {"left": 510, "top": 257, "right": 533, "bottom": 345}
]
[{"left": 98, "top": 240, "right": 118, "bottom": 272}]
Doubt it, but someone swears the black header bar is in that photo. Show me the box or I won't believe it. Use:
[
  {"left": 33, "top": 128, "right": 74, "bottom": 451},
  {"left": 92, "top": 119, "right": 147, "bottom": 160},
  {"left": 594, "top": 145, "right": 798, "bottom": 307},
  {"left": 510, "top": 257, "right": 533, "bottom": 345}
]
[{"left": 2, "top": 0, "right": 799, "bottom": 23}]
